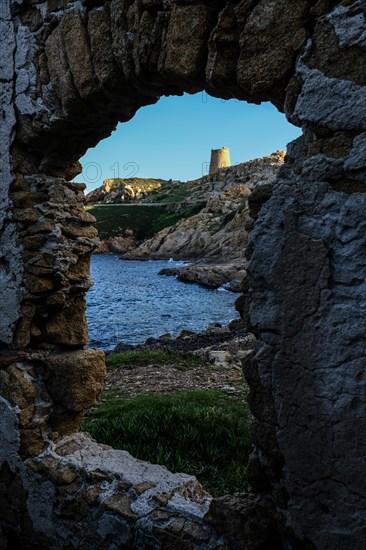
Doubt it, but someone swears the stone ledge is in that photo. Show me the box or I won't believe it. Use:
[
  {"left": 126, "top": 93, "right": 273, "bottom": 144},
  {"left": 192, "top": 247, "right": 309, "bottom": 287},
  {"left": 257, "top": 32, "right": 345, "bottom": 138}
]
[{"left": 23, "top": 432, "right": 230, "bottom": 548}]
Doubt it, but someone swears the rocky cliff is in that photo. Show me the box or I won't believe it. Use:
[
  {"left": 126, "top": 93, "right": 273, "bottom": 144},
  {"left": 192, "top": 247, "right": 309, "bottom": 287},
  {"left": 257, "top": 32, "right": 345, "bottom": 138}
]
[{"left": 86, "top": 177, "right": 164, "bottom": 204}]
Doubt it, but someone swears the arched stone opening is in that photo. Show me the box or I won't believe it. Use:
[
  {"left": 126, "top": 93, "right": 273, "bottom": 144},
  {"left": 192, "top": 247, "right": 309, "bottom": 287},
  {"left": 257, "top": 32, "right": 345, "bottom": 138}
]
[
  {"left": 1, "top": 0, "right": 366, "bottom": 548},
  {"left": 80, "top": 91, "right": 297, "bottom": 350}
]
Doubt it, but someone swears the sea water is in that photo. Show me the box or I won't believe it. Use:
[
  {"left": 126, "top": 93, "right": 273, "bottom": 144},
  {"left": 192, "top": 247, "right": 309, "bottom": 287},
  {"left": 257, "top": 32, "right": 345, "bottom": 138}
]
[{"left": 87, "top": 254, "right": 239, "bottom": 350}]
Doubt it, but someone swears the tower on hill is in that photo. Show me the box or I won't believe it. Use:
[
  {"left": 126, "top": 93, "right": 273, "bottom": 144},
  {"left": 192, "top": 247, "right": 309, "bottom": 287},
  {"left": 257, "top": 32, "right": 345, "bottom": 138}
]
[{"left": 209, "top": 147, "right": 231, "bottom": 175}]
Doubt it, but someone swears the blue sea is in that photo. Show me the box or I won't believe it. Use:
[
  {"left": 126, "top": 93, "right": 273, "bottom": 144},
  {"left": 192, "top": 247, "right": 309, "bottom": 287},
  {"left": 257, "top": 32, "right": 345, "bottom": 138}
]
[{"left": 87, "top": 254, "right": 239, "bottom": 350}]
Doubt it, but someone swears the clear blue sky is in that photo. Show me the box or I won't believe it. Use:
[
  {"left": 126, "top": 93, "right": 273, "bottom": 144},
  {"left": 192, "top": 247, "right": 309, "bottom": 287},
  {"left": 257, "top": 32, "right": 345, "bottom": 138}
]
[{"left": 76, "top": 92, "right": 301, "bottom": 192}]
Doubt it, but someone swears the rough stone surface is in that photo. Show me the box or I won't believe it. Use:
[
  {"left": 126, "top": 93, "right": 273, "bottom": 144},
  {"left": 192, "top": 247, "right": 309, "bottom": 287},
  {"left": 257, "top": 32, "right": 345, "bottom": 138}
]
[
  {"left": 0, "top": 0, "right": 365, "bottom": 548},
  {"left": 0, "top": 1, "right": 24, "bottom": 346},
  {"left": 160, "top": 263, "right": 247, "bottom": 292},
  {"left": 44, "top": 349, "right": 106, "bottom": 433},
  {"left": 0, "top": 427, "right": 229, "bottom": 549},
  {"left": 205, "top": 493, "right": 282, "bottom": 550}
]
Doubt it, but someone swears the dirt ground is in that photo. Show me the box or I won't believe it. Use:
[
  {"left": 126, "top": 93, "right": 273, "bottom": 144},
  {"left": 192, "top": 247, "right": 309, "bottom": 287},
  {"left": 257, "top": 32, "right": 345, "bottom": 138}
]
[
  {"left": 105, "top": 360, "right": 247, "bottom": 400},
  {"left": 105, "top": 323, "right": 256, "bottom": 400}
]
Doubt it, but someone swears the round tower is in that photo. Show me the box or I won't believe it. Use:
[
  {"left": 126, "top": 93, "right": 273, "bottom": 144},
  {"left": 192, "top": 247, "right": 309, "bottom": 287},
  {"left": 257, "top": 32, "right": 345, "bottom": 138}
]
[{"left": 209, "top": 147, "right": 231, "bottom": 175}]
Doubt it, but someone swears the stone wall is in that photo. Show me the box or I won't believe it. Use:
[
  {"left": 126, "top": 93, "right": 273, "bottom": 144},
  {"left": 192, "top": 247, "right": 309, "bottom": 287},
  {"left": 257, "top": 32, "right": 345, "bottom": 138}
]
[{"left": 0, "top": 0, "right": 365, "bottom": 548}]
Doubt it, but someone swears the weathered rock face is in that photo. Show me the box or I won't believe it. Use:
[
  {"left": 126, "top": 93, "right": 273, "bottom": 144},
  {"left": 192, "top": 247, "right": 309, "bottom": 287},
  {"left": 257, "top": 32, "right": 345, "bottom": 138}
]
[
  {"left": 95, "top": 233, "right": 138, "bottom": 254},
  {"left": 160, "top": 263, "right": 247, "bottom": 292},
  {"left": 1, "top": 0, "right": 366, "bottom": 548},
  {"left": 127, "top": 207, "right": 250, "bottom": 261},
  {"left": 86, "top": 178, "right": 163, "bottom": 204}
]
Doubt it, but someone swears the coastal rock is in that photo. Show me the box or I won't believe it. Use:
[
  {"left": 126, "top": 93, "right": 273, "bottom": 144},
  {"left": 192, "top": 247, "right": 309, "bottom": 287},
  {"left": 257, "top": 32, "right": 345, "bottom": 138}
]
[
  {"left": 123, "top": 195, "right": 249, "bottom": 262},
  {"left": 94, "top": 239, "right": 110, "bottom": 253},
  {"left": 108, "top": 235, "right": 137, "bottom": 254},
  {"left": 115, "top": 322, "right": 257, "bottom": 361},
  {"left": 94, "top": 232, "right": 137, "bottom": 254},
  {"left": 160, "top": 263, "right": 246, "bottom": 292}
]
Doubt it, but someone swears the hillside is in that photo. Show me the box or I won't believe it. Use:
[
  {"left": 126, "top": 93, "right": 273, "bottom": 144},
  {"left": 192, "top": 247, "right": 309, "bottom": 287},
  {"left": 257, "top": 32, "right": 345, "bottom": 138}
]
[
  {"left": 124, "top": 151, "right": 285, "bottom": 259},
  {"left": 87, "top": 151, "right": 285, "bottom": 286},
  {"left": 86, "top": 203, "right": 203, "bottom": 242}
]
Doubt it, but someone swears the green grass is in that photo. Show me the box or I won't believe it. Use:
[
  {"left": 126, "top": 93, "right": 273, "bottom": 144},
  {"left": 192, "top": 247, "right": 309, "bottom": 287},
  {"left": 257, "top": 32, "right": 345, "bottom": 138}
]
[
  {"left": 87, "top": 204, "right": 171, "bottom": 240},
  {"left": 148, "top": 203, "right": 205, "bottom": 235},
  {"left": 87, "top": 203, "right": 205, "bottom": 240},
  {"left": 143, "top": 181, "right": 192, "bottom": 203},
  {"left": 106, "top": 349, "right": 208, "bottom": 372},
  {"left": 82, "top": 390, "right": 251, "bottom": 497}
]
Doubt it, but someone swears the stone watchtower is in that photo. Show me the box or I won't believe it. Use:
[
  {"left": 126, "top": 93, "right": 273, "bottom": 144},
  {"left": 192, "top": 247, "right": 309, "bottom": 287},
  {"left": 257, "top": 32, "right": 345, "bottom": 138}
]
[{"left": 209, "top": 147, "right": 231, "bottom": 174}]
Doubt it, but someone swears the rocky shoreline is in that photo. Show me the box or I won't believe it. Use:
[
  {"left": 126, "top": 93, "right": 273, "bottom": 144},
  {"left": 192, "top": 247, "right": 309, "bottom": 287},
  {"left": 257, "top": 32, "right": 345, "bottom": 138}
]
[
  {"left": 108, "top": 321, "right": 256, "bottom": 400},
  {"left": 159, "top": 262, "right": 247, "bottom": 292},
  {"left": 114, "top": 319, "right": 252, "bottom": 353}
]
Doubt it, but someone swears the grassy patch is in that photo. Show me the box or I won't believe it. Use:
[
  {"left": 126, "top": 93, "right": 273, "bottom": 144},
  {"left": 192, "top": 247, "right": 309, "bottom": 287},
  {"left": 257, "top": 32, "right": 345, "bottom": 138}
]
[
  {"left": 87, "top": 202, "right": 205, "bottom": 240},
  {"left": 82, "top": 390, "right": 251, "bottom": 497},
  {"left": 144, "top": 181, "right": 192, "bottom": 203},
  {"left": 86, "top": 204, "right": 169, "bottom": 240},
  {"left": 148, "top": 203, "right": 205, "bottom": 235},
  {"left": 106, "top": 349, "right": 208, "bottom": 372}
]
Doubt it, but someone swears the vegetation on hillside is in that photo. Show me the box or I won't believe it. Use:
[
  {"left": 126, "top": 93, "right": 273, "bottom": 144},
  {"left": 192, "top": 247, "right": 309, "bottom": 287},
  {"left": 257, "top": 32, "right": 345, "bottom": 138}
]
[
  {"left": 86, "top": 172, "right": 244, "bottom": 243},
  {"left": 141, "top": 180, "right": 193, "bottom": 203},
  {"left": 87, "top": 202, "right": 205, "bottom": 240}
]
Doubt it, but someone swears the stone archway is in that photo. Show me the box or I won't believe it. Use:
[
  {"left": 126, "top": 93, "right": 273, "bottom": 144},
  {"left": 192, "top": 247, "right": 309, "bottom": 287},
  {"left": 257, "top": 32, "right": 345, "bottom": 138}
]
[{"left": 1, "top": 0, "right": 366, "bottom": 548}]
